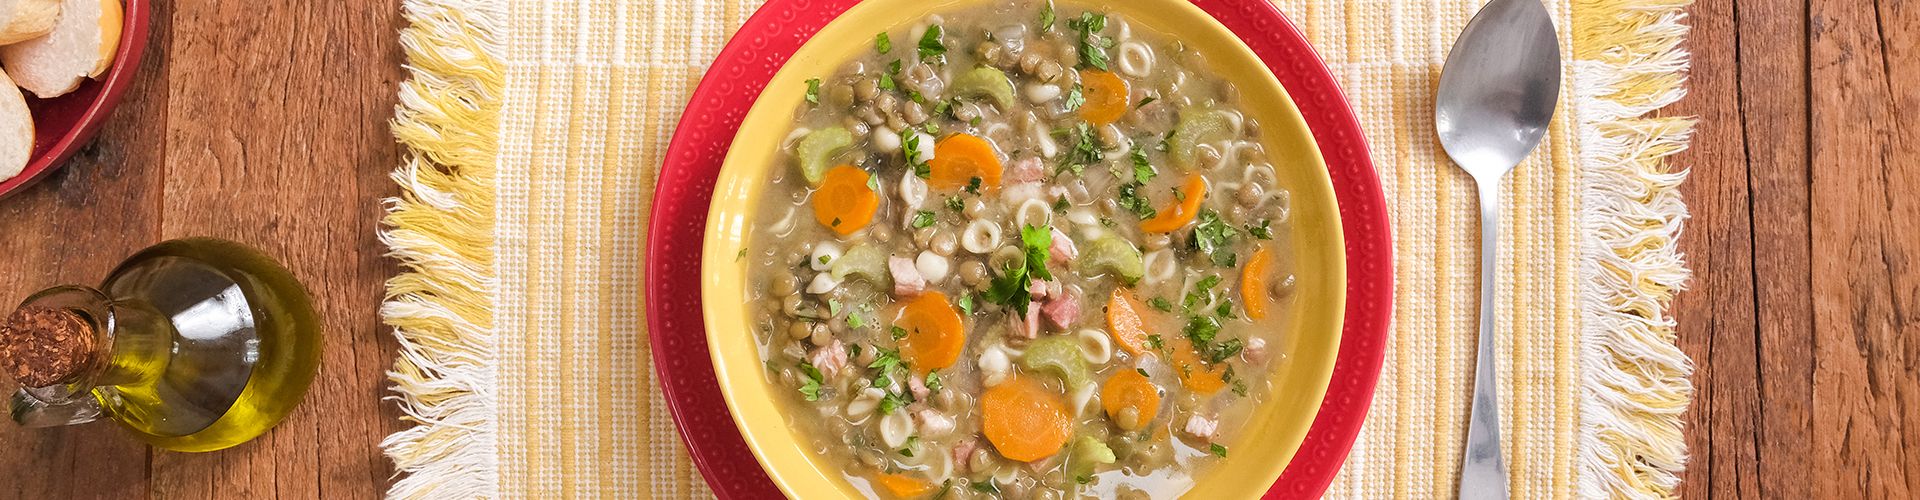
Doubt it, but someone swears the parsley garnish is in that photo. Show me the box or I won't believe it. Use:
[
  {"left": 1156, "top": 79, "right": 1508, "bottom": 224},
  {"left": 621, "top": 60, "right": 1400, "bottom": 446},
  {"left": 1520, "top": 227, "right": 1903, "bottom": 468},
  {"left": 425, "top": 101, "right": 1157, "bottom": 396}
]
[
  {"left": 1183, "top": 275, "right": 1222, "bottom": 312},
  {"left": 1147, "top": 297, "right": 1174, "bottom": 312},
  {"left": 1063, "top": 83, "right": 1086, "bottom": 112},
  {"left": 875, "top": 32, "right": 892, "bottom": 53},
  {"left": 1214, "top": 298, "right": 1235, "bottom": 319},
  {"left": 925, "top": 371, "right": 943, "bottom": 393},
  {"left": 1058, "top": 123, "right": 1101, "bottom": 175},
  {"left": 1137, "top": 96, "right": 1157, "bottom": 108},
  {"left": 1038, "top": 0, "right": 1055, "bottom": 31},
  {"left": 1206, "top": 337, "right": 1245, "bottom": 363},
  {"left": 1052, "top": 197, "right": 1070, "bottom": 213},
  {"left": 1184, "top": 315, "right": 1221, "bottom": 345},
  {"left": 1130, "top": 146, "right": 1157, "bottom": 184},
  {"left": 804, "top": 78, "right": 821, "bottom": 104},
  {"left": 904, "top": 131, "right": 931, "bottom": 177},
  {"left": 1248, "top": 219, "right": 1275, "bottom": 239},
  {"left": 912, "top": 210, "right": 937, "bottom": 228},
  {"left": 965, "top": 176, "right": 983, "bottom": 194},
  {"left": 957, "top": 293, "right": 975, "bottom": 315},
  {"left": 736, "top": 248, "right": 748, "bottom": 261},
  {"left": 879, "top": 72, "right": 897, "bottom": 91},
  {"left": 848, "top": 310, "right": 868, "bottom": 329},
  {"left": 890, "top": 325, "right": 909, "bottom": 340},
  {"left": 1117, "top": 183, "right": 1157, "bottom": 219},
  {"left": 1146, "top": 334, "right": 1165, "bottom": 350},
  {"left": 1190, "top": 209, "right": 1239, "bottom": 267},
  {"left": 798, "top": 362, "right": 825, "bottom": 401},
  {"left": 1210, "top": 443, "right": 1229, "bottom": 457},
  {"left": 971, "top": 482, "right": 1001, "bottom": 494},
  {"left": 1066, "top": 12, "right": 1113, "bottom": 70},
  {"left": 981, "top": 225, "right": 1054, "bottom": 315},
  {"left": 918, "top": 25, "right": 947, "bottom": 62},
  {"left": 946, "top": 196, "right": 964, "bottom": 212}
]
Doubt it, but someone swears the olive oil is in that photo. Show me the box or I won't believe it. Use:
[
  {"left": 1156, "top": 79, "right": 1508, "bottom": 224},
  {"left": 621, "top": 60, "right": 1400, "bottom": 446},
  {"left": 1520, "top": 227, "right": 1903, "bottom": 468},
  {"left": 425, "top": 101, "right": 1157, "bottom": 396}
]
[{"left": 3, "top": 238, "right": 320, "bottom": 452}]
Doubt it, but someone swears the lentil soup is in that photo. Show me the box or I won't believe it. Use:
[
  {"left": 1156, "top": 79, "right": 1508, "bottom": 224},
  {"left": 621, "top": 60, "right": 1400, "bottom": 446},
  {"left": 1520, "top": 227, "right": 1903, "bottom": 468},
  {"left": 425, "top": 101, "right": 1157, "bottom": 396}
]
[{"left": 726, "top": 1, "right": 1338, "bottom": 497}]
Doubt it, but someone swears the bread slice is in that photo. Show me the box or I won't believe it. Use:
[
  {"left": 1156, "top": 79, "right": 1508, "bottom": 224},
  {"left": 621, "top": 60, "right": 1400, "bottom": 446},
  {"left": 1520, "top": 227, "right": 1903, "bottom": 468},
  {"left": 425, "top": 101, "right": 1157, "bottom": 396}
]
[
  {"left": 0, "top": 68, "right": 34, "bottom": 182},
  {"left": 0, "top": 0, "right": 118, "bottom": 98},
  {"left": 0, "top": 0, "right": 61, "bottom": 45}
]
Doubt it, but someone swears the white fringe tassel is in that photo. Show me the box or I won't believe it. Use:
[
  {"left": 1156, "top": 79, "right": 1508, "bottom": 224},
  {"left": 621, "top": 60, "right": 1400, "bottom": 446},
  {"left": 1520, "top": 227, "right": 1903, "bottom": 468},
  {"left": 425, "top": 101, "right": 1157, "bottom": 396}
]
[{"left": 380, "top": 0, "right": 505, "bottom": 498}]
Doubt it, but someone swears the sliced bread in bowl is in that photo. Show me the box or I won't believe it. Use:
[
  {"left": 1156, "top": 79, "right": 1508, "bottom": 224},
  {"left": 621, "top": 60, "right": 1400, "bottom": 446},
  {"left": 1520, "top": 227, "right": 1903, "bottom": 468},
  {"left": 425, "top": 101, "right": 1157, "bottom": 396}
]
[
  {"left": 0, "top": 0, "right": 61, "bottom": 45},
  {"left": 1, "top": 0, "right": 118, "bottom": 98},
  {"left": 0, "top": 68, "right": 33, "bottom": 182}
]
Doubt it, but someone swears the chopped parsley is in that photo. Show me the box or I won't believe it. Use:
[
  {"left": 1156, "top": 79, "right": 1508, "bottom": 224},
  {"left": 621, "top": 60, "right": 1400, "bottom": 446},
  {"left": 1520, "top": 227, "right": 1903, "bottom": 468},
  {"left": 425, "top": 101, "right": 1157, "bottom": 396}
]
[
  {"left": 1205, "top": 337, "right": 1245, "bottom": 363},
  {"left": 1063, "top": 83, "right": 1086, "bottom": 112},
  {"left": 971, "top": 482, "right": 1002, "bottom": 494},
  {"left": 912, "top": 210, "right": 938, "bottom": 228},
  {"left": 804, "top": 78, "right": 821, "bottom": 104},
  {"left": 1130, "top": 146, "right": 1157, "bottom": 184},
  {"left": 890, "top": 325, "right": 909, "bottom": 340},
  {"left": 1066, "top": 12, "right": 1113, "bottom": 70},
  {"left": 878, "top": 71, "right": 897, "bottom": 91},
  {"left": 981, "top": 225, "right": 1054, "bottom": 315},
  {"left": 1146, "top": 334, "right": 1165, "bottom": 350},
  {"left": 1117, "top": 183, "right": 1157, "bottom": 219},
  {"left": 797, "top": 362, "right": 825, "bottom": 401},
  {"left": 917, "top": 25, "right": 947, "bottom": 62},
  {"left": 933, "top": 99, "right": 953, "bottom": 117},
  {"left": 1136, "top": 96, "right": 1157, "bottom": 108},
  {"left": 1052, "top": 197, "right": 1070, "bottom": 213},
  {"left": 1183, "top": 275, "right": 1222, "bottom": 312},
  {"left": 1214, "top": 298, "right": 1235, "bottom": 319},
  {"left": 819, "top": 254, "right": 832, "bottom": 265},
  {"left": 1248, "top": 219, "right": 1275, "bottom": 239},
  {"left": 1184, "top": 315, "right": 1220, "bottom": 345},
  {"left": 925, "top": 371, "right": 943, "bottom": 393},
  {"left": 831, "top": 217, "right": 842, "bottom": 227},
  {"left": 904, "top": 132, "right": 931, "bottom": 177},
  {"left": 1190, "top": 209, "right": 1239, "bottom": 267},
  {"left": 1147, "top": 297, "right": 1174, "bottom": 312},
  {"left": 1210, "top": 443, "right": 1229, "bottom": 458},
  {"left": 736, "top": 248, "right": 748, "bottom": 261},
  {"left": 875, "top": 32, "right": 892, "bottom": 53},
  {"left": 848, "top": 309, "right": 868, "bottom": 329},
  {"left": 828, "top": 298, "right": 845, "bottom": 316},
  {"left": 957, "top": 293, "right": 975, "bottom": 315},
  {"left": 1058, "top": 123, "right": 1101, "bottom": 175},
  {"left": 899, "top": 436, "right": 921, "bottom": 457},
  {"left": 1136, "top": 368, "right": 1150, "bottom": 377},
  {"left": 946, "top": 196, "right": 964, "bottom": 212},
  {"left": 966, "top": 176, "right": 983, "bottom": 194},
  {"left": 1038, "top": 0, "right": 1055, "bottom": 31}
]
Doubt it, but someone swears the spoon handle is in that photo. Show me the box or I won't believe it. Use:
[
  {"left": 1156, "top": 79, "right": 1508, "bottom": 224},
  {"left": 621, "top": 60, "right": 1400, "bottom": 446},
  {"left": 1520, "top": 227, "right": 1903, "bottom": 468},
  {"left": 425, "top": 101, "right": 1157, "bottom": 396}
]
[{"left": 1458, "top": 176, "right": 1510, "bottom": 499}]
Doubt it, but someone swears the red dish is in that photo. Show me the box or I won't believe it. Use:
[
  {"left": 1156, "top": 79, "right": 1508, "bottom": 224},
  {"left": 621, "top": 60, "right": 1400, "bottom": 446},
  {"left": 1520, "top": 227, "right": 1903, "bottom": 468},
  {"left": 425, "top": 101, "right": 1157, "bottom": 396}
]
[
  {"left": 0, "top": 0, "right": 153, "bottom": 200},
  {"left": 647, "top": 0, "right": 1391, "bottom": 498}
]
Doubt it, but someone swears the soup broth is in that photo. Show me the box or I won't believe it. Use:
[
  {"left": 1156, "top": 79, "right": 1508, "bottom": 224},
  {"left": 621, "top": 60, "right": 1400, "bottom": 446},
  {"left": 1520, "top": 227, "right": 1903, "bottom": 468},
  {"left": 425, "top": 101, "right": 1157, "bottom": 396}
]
[{"left": 742, "top": 2, "right": 1301, "bottom": 497}]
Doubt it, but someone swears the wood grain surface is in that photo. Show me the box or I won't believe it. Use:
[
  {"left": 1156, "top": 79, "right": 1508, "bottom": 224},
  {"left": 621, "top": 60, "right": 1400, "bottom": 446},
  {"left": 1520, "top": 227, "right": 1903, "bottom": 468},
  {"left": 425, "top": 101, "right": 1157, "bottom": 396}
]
[
  {"left": 0, "top": 1, "right": 404, "bottom": 498},
  {"left": 0, "top": 0, "right": 1912, "bottom": 498},
  {"left": 1673, "top": 0, "right": 1919, "bottom": 497}
]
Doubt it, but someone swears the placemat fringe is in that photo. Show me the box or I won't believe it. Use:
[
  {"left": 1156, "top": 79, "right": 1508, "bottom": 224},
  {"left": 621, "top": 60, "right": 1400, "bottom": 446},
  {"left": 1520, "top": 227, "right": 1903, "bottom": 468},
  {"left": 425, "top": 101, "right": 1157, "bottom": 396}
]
[
  {"left": 380, "top": 0, "right": 506, "bottom": 498},
  {"left": 1570, "top": 0, "right": 1695, "bottom": 497}
]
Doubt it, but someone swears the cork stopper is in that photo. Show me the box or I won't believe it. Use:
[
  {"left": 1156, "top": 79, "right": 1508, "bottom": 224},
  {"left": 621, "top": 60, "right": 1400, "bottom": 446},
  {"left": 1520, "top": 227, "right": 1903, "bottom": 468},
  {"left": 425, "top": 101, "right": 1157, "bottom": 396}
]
[{"left": 0, "top": 307, "right": 98, "bottom": 388}]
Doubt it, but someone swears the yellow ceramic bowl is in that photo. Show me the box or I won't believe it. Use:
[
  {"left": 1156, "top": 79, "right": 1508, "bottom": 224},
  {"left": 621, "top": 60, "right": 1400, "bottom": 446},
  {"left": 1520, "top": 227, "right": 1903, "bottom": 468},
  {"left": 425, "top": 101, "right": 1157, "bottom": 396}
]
[{"left": 701, "top": 0, "right": 1347, "bottom": 497}]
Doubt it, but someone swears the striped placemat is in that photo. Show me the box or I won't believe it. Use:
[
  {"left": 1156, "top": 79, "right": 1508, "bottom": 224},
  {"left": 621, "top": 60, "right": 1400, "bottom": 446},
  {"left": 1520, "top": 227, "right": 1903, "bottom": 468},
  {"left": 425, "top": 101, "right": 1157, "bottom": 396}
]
[{"left": 377, "top": 0, "right": 1693, "bottom": 497}]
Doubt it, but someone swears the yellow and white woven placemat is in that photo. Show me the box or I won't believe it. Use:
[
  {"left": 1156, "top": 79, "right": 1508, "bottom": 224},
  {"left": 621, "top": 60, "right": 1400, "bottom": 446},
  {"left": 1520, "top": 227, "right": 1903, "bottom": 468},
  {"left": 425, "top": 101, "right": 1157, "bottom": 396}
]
[{"left": 378, "top": 0, "right": 1693, "bottom": 498}]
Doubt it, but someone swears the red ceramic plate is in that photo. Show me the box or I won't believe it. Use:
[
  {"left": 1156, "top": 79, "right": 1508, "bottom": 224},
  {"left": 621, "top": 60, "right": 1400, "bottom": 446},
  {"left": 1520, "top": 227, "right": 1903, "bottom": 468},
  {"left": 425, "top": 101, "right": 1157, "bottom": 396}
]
[
  {"left": 0, "top": 0, "right": 152, "bottom": 200},
  {"left": 647, "top": 0, "right": 1391, "bottom": 498}
]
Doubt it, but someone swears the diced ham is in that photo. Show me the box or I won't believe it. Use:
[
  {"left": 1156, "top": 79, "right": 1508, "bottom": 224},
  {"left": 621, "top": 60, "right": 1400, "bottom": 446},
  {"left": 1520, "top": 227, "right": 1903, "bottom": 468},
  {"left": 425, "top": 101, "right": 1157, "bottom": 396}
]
[
  {"left": 1242, "top": 337, "right": 1268, "bottom": 364},
  {"left": 908, "top": 373, "right": 931, "bottom": 401},
  {"left": 915, "top": 409, "right": 955, "bottom": 438},
  {"left": 809, "top": 339, "right": 848, "bottom": 379},
  {"left": 889, "top": 256, "right": 926, "bottom": 297},
  {"left": 1041, "top": 291, "right": 1080, "bottom": 331},
  {"left": 1009, "top": 307, "right": 1041, "bottom": 339},
  {"left": 1007, "top": 156, "right": 1045, "bottom": 184},
  {"left": 952, "top": 439, "right": 980, "bottom": 473},
  {"left": 1183, "top": 414, "right": 1219, "bottom": 441},
  {"left": 1048, "top": 227, "right": 1078, "bottom": 264}
]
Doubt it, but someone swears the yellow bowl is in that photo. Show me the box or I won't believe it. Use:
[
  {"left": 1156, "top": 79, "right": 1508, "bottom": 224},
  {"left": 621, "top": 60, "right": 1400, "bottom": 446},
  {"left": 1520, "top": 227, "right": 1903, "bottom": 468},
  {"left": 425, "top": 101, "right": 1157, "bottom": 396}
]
[{"left": 701, "top": 0, "right": 1347, "bottom": 497}]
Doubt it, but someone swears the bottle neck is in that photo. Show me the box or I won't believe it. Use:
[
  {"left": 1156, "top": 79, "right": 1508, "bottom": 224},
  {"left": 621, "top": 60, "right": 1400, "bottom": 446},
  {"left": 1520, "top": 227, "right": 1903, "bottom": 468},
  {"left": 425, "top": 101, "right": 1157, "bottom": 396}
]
[{"left": 2, "top": 285, "right": 173, "bottom": 428}]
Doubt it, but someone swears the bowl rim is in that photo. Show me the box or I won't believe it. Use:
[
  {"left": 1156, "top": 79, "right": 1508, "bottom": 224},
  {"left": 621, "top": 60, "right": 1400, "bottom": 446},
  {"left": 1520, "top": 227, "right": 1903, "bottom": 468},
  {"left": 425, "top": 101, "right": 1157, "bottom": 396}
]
[
  {"left": 0, "top": 0, "right": 153, "bottom": 200},
  {"left": 699, "top": 0, "right": 1348, "bottom": 497}
]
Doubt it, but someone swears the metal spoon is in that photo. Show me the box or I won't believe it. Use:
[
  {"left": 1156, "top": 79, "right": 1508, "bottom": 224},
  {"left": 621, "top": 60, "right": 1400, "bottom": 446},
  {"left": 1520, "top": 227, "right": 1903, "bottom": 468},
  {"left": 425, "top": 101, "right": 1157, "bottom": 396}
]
[{"left": 1435, "top": 0, "right": 1561, "bottom": 497}]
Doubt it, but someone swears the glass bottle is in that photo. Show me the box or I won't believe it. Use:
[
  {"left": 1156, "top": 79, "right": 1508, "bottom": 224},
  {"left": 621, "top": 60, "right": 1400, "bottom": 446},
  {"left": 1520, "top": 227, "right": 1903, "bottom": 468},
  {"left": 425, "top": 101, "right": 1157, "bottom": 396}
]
[{"left": 0, "top": 238, "right": 321, "bottom": 452}]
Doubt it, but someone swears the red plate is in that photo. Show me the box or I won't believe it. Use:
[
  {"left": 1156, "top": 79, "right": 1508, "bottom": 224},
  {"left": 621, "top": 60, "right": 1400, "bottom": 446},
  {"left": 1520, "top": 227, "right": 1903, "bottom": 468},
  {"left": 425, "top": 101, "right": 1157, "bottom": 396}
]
[
  {"left": 647, "top": 0, "right": 1391, "bottom": 497},
  {"left": 0, "top": 0, "right": 153, "bottom": 199}
]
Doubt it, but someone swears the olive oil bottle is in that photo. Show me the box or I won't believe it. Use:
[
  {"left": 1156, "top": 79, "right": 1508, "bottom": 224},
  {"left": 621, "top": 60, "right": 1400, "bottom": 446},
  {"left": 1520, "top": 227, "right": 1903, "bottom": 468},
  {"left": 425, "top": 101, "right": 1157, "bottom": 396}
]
[{"left": 0, "top": 238, "right": 320, "bottom": 452}]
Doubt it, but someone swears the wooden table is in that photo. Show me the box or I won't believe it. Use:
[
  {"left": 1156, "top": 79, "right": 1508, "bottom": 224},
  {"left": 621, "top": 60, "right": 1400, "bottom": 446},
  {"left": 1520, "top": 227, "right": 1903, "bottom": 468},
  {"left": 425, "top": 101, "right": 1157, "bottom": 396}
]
[
  {"left": 0, "top": 0, "right": 1911, "bottom": 498},
  {"left": 1673, "top": 0, "right": 1919, "bottom": 497},
  {"left": 0, "top": 1, "right": 402, "bottom": 497}
]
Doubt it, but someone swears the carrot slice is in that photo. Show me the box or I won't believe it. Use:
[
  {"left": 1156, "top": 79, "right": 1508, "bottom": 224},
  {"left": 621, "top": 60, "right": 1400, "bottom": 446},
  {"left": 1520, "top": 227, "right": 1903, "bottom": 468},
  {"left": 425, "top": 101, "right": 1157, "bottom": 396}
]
[
  {"left": 928, "top": 134, "right": 1003, "bottom": 191},
  {"left": 1242, "top": 243, "right": 1275, "bottom": 320},
  {"left": 812, "top": 165, "right": 879, "bottom": 236},
  {"left": 1139, "top": 173, "right": 1209, "bottom": 233},
  {"left": 1100, "top": 369, "right": 1162, "bottom": 431},
  {"left": 892, "top": 291, "right": 965, "bottom": 373},
  {"left": 1170, "top": 341, "right": 1227, "bottom": 394},
  {"left": 982, "top": 376, "right": 1073, "bottom": 461},
  {"left": 873, "top": 472, "right": 935, "bottom": 498},
  {"left": 1078, "top": 69, "right": 1130, "bottom": 125},
  {"left": 1104, "top": 290, "right": 1153, "bottom": 356}
]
